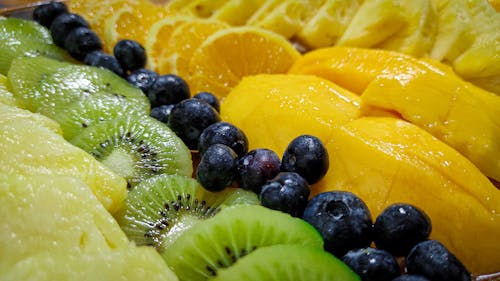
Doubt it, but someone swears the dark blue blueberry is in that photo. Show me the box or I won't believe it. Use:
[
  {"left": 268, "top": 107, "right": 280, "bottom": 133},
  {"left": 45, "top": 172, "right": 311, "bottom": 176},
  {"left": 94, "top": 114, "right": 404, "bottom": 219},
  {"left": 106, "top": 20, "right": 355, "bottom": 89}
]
[
  {"left": 64, "top": 27, "right": 102, "bottom": 60},
  {"left": 113, "top": 39, "right": 146, "bottom": 72},
  {"left": 302, "top": 191, "right": 373, "bottom": 257},
  {"left": 392, "top": 275, "right": 430, "bottom": 281},
  {"left": 33, "top": 1, "right": 68, "bottom": 28},
  {"left": 236, "top": 149, "right": 281, "bottom": 194},
  {"left": 373, "top": 203, "right": 432, "bottom": 257},
  {"left": 342, "top": 247, "right": 401, "bottom": 281},
  {"left": 196, "top": 144, "right": 238, "bottom": 192},
  {"left": 406, "top": 240, "right": 470, "bottom": 281},
  {"left": 193, "top": 91, "right": 220, "bottom": 112},
  {"left": 50, "top": 13, "right": 89, "bottom": 47},
  {"left": 281, "top": 135, "right": 329, "bottom": 184},
  {"left": 83, "top": 51, "right": 124, "bottom": 77},
  {"left": 167, "top": 98, "right": 221, "bottom": 150},
  {"left": 198, "top": 122, "right": 248, "bottom": 157},
  {"left": 127, "top": 68, "right": 159, "bottom": 94},
  {"left": 260, "top": 172, "right": 310, "bottom": 217},
  {"left": 147, "top": 74, "right": 190, "bottom": 107},
  {"left": 150, "top": 104, "right": 174, "bottom": 124}
]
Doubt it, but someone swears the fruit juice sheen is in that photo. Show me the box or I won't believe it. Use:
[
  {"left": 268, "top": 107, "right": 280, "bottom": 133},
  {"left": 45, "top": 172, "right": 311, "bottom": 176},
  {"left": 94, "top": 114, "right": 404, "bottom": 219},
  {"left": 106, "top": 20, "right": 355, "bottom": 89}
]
[{"left": 1, "top": 1, "right": 500, "bottom": 281}]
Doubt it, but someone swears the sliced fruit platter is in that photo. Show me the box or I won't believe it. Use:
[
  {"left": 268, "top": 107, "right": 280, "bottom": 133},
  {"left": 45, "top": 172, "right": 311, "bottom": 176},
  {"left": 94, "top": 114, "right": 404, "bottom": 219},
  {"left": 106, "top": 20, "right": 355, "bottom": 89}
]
[{"left": 1, "top": 0, "right": 499, "bottom": 280}]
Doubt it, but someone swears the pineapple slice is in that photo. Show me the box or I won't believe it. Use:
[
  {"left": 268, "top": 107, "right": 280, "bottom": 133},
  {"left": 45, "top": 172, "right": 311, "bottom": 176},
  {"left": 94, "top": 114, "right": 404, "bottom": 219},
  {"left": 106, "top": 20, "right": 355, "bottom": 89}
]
[
  {"left": 295, "top": 0, "right": 363, "bottom": 49},
  {"left": 211, "top": 0, "right": 268, "bottom": 26},
  {"left": 247, "top": 0, "right": 310, "bottom": 39},
  {"left": 0, "top": 103, "right": 62, "bottom": 135},
  {"left": 337, "top": 0, "right": 408, "bottom": 47},
  {"left": 0, "top": 105, "right": 127, "bottom": 213},
  {"left": 0, "top": 73, "right": 16, "bottom": 106},
  {"left": 0, "top": 174, "right": 178, "bottom": 281},
  {"left": 377, "top": 0, "right": 438, "bottom": 57}
]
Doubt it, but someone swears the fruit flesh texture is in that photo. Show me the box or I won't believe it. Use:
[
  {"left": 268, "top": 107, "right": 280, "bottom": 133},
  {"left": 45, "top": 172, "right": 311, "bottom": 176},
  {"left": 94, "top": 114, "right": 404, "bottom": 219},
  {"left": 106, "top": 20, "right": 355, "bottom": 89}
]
[
  {"left": 187, "top": 26, "right": 301, "bottom": 99},
  {"left": 0, "top": 104, "right": 127, "bottom": 213},
  {"left": 212, "top": 244, "right": 361, "bottom": 281},
  {"left": 0, "top": 73, "right": 17, "bottom": 106},
  {"left": 289, "top": 47, "right": 500, "bottom": 183},
  {"left": 0, "top": 174, "right": 178, "bottom": 281},
  {"left": 315, "top": 117, "right": 500, "bottom": 274},
  {"left": 163, "top": 204, "right": 324, "bottom": 281},
  {"left": 221, "top": 73, "right": 361, "bottom": 157}
]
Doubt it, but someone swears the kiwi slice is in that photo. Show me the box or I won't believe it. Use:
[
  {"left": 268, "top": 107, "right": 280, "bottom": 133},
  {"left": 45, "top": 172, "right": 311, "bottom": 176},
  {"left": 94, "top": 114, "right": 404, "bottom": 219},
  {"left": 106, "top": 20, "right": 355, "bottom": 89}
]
[
  {"left": 70, "top": 115, "right": 193, "bottom": 188},
  {"left": 8, "top": 56, "right": 150, "bottom": 118},
  {"left": 213, "top": 244, "right": 361, "bottom": 281},
  {"left": 115, "top": 174, "right": 259, "bottom": 253},
  {"left": 0, "top": 18, "right": 69, "bottom": 75},
  {"left": 52, "top": 92, "right": 149, "bottom": 140},
  {"left": 163, "top": 204, "right": 324, "bottom": 281}
]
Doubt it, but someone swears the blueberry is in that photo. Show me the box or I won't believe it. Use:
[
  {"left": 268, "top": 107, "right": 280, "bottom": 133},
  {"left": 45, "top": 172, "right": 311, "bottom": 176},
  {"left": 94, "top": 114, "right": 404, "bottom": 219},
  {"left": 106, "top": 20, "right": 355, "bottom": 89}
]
[
  {"left": 406, "top": 240, "right": 471, "bottom": 281},
  {"left": 392, "top": 275, "right": 430, "bottom": 281},
  {"left": 198, "top": 122, "right": 248, "bottom": 157},
  {"left": 193, "top": 91, "right": 220, "bottom": 112},
  {"left": 50, "top": 13, "right": 89, "bottom": 47},
  {"left": 127, "top": 68, "right": 159, "bottom": 94},
  {"left": 33, "top": 1, "right": 68, "bottom": 28},
  {"left": 196, "top": 144, "right": 238, "bottom": 192},
  {"left": 342, "top": 247, "right": 401, "bottom": 281},
  {"left": 281, "top": 135, "right": 329, "bottom": 184},
  {"left": 83, "top": 51, "right": 124, "bottom": 77},
  {"left": 150, "top": 104, "right": 174, "bottom": 124},
  {"left": 113, "top": 39, "right": 147, "bottom": 72},
  {"left": 302, "top": 191, "right": 373, "bottom": 257},
  {"left": 167, "top": 98, "right": 221, "bottom": 150},
  {"left": 147, "top": 74, "right": 190, "bottom": 107},
  {"left": 373, "top": 203, "right": 432, "bottom": 257},
  {"left": 64, "top": 27, "right": 102, "bottom": 60},
  {"left": 260, "top": 172, "right": 310, "bottom": 217},
  {"left": 236, "top": 149, "right": 281, "bottom": 194}
]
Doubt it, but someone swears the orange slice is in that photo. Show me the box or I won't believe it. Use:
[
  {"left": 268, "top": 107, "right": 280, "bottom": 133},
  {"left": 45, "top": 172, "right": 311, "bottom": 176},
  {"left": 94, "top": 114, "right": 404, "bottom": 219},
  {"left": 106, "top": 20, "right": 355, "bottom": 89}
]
[
  {"left": 145, "top": 17, "right": 189, "bottom": 72},
  {"left": 158, "top": 19, "right": 230, "bottom": 78},
  {"left": 103, "top": 2, "right": 167, "bottom": 52},
  {"left": 187, "top": 26, "right": 301, "bottom": 99}
]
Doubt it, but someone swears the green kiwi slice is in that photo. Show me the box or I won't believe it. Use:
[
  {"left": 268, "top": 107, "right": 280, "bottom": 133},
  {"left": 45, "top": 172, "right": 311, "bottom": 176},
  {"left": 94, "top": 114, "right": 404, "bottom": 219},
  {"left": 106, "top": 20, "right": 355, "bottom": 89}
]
[
  {"left": 52, "top": 92, "right": 149, "bottom": 140},
  {"left": 115, "top": 174, "right": 259, "bottom": 253},
  {"left": 163, "top": 204, "right": 324, "bottom": 281},
  {"left": 70, "top": 115, "right": 193, "bottom": 188},
  {"left": 8, "top": 56, "right": 150, "bottom": 118},
  {"left": 213, "top": 244, "right": 361, "bottom": 281},
  {"left": 0, "top": 18, "right": 69, "bottom": 75}
]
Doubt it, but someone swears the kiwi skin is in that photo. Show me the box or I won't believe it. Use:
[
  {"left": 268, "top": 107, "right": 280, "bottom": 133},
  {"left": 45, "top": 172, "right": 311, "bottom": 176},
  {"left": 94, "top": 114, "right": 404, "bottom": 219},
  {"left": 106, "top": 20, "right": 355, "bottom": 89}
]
[
  {"left": 114, "top": 174, "right": 260, "bottom": 253},
  {"left": 70, "top": 115, "right": 193, "bottom": 188}
]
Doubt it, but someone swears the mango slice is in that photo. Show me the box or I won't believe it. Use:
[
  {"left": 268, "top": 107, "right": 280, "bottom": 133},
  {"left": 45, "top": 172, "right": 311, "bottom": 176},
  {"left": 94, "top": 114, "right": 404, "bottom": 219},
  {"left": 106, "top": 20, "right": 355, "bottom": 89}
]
[
  {"left": 315, "top": 117, "right": 500, "bottom": 274},
  {"left": 221, "top": 74, "right": 361, "bottom": 156},
  {"left": 361, "top": 58, "right": 500, "bottom": 183}
]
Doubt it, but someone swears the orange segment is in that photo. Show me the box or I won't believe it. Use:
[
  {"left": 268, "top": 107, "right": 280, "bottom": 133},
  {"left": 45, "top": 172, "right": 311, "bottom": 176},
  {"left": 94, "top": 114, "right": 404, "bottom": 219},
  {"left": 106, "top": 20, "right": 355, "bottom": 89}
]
[
  {"left": 187, "top": 27, "right": 301, "bottom": 99},
  {"left": 103, "top": 2, "right": 167, "bottom": 52},
  {"left": 221, "top": 74, "right": 361, "bottom": 157},
  {"left": 145, "top": 17, "right": 190, "bottom": 72},
  {"left": 158, "top": 19, "right": 230, "bottom": 78}
]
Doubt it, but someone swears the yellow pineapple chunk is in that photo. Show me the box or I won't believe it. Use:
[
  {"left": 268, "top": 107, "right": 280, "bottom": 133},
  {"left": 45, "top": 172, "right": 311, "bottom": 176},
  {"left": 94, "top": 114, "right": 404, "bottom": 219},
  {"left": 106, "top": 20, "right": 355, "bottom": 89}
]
[
  {"left": 316, "top": 117, "right": 500, "bottom": 274},
  {"left": 295, "top": 0, "right": 363, "bottom": 49},
  {"left": 0, "top": 106, "right": 127, "bottom": 213},
  {"left": 0, "top": 103, "right": 61, "bottom": 135},
  {"left": 337, "top": 0, "right": 407, "bottom": 47},
  {"left": 211, "top": 0, "right": 268, "bottom": 26},
  {"left": 0, "top": 73, "right": 17, "bottom": 106},
  {"left": 0, "top": 174, "right": 178, "bottom": 281}
]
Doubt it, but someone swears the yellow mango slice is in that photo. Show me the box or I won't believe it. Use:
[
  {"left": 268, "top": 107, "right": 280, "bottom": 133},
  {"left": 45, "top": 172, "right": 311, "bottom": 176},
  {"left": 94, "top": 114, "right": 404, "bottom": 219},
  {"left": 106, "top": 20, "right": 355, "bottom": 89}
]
[
  {"left": 288, "top": 46, "right": 419, "bottom": 94},
  {"left": 315, "top": 117, "right": 500, "bottom": 274},
  {"left": 361, "top": 58, "right": 500, "bottom": 183},
  {"left": 221, "top": 74, "right": 361, "bottom": 156}
]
